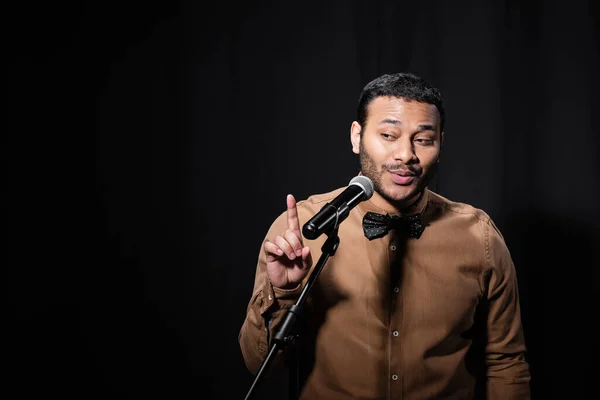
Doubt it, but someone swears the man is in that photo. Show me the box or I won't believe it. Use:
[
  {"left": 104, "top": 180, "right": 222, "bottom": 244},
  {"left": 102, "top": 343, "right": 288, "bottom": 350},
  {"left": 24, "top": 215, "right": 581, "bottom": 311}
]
[{"left": 239, "top": 73, "right": 531, "bottom": 399}]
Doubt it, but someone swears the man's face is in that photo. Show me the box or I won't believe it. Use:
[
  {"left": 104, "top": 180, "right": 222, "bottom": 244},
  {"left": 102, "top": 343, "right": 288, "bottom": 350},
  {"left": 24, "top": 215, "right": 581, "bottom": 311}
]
[{"left": 351, "top": 96, "right": 443, "bottom": 209}]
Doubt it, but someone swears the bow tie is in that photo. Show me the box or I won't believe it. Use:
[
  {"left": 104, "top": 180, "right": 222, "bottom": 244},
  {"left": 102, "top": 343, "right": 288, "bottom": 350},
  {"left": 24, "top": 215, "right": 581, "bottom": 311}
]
[{"left": 362, "top": 211, "right": 425, "bottom": 240}]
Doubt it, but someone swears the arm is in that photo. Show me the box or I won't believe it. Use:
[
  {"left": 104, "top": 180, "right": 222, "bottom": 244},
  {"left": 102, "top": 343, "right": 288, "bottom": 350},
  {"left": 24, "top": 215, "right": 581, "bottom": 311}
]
[
  {"left": 238, "top": 243, "right": 303, "bottom": 374},
  {"left": 484, "top": 219, "right": 531, "bottom": 399},
  {"left": 239, "top": 195, "right": 312, "bottom": 374}
]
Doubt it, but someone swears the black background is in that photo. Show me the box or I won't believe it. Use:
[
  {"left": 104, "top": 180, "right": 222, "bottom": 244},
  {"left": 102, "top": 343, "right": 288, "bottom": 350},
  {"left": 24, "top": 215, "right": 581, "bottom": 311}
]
[{"left": 7, "top": 1, "right": 599, "bottom": 399}]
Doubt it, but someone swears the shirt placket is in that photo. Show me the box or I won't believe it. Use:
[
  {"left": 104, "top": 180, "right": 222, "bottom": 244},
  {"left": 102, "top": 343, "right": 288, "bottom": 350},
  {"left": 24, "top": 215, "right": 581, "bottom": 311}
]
[{"left": 388, "top": 232, "right": 403, "bottom": 399}]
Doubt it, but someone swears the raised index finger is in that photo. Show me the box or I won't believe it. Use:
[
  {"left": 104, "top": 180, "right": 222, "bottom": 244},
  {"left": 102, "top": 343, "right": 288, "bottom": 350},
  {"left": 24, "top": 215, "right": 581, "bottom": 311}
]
[{"left": 286, "top": 194, "right": 302, "bottom": 238}]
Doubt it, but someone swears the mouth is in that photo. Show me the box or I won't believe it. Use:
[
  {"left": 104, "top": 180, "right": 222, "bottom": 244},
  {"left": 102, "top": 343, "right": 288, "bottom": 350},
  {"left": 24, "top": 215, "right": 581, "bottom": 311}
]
[{"left": 388, "top": 170, "right": 417, "bottom": 186}]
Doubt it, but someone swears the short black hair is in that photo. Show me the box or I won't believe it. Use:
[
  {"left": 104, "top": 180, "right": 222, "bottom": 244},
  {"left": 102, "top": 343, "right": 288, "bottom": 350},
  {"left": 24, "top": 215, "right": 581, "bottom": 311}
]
[{"left": 356, "top": 72, "right": 445, "bottom": 132}]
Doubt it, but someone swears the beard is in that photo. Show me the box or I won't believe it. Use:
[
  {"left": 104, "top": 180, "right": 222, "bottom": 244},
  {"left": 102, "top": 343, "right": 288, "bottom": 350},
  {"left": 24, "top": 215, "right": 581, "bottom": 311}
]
[{"left": 359, "top": 139, "right": 437, "bottom": 208}]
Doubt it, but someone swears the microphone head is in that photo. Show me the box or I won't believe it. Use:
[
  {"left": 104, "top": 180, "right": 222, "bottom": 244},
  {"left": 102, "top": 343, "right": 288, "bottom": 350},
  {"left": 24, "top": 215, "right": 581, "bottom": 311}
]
[{"left": 349, "top": 176, "right": 374, "bottom": 199}]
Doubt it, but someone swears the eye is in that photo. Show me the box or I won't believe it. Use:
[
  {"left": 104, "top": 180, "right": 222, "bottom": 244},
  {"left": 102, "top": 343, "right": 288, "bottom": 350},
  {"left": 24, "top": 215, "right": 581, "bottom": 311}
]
[
  {"left": 381, "top": 133, "right": 395, "bottom": 140},
  {"left": 414, "top": 138, "right": 434, "bottom": 146}
]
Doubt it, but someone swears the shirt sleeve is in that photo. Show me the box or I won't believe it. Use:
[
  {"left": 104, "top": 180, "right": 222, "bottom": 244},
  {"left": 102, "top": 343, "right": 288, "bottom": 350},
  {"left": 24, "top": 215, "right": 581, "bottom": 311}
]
[
  {"left": 484, "top": 218, "right": 531, "bottom": 399},
  {"left": 238, "top": 211, "right": 305, "bottom": 375}
]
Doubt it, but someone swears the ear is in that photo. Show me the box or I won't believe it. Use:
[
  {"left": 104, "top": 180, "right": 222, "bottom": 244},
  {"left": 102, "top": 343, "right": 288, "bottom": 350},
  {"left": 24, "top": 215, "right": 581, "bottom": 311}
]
[{"left": 350, "top": 121, "right": 362, "bottom": 154}]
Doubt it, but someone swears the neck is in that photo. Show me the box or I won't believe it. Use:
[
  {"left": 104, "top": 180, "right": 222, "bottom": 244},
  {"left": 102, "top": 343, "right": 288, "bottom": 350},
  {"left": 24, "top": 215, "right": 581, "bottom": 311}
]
[
  {"left": 369, "top": 189, "right": 427, "bottom": 216},
  {"left": 396, "top": 191, "right": 424, "bottom": 212}
]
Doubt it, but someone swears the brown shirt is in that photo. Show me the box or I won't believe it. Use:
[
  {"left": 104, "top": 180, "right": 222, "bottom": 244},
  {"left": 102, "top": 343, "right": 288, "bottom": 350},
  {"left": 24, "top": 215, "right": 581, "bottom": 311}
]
[{"left": 239, "top": 186, "right": 531, "bottom": 399}]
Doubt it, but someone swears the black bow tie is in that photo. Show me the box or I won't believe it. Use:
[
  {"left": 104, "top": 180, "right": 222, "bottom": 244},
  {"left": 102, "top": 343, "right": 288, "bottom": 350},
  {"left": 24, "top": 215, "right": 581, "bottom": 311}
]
[{"left": 362, "top": 211, "right": 425, "bottom": 240}]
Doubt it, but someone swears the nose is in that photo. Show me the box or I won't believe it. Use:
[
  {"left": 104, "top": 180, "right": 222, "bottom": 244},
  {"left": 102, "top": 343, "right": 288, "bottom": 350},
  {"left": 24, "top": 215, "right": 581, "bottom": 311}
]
[{"left": 393, "top": 138, "right": 417, "bottom": 164}]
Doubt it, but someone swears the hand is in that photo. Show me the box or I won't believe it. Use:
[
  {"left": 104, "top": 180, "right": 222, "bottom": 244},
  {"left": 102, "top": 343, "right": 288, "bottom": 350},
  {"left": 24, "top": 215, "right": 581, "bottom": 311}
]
[{"left": 263, "top": 194, "right": 312, "bottom": 289}]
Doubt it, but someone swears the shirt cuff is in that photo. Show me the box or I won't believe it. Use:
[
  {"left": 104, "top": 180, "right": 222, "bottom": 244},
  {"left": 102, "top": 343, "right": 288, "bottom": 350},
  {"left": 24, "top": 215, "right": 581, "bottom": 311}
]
[{"left": 259, "top": 278, "right": 302, "bottom": 315}]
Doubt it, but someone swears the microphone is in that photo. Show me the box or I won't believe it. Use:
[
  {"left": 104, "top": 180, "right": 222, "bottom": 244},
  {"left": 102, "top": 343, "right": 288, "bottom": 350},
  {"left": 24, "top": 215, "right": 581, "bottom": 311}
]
[{"left": 302, "top": 176, "right": 374, "bottom": 240}]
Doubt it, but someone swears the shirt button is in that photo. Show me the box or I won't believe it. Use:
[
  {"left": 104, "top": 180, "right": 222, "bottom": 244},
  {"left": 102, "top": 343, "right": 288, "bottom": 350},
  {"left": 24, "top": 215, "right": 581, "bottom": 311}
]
[
  {"left": 392, "top": 374, "right": 398, "bottom": 381},
  {"left": 393, "top": 287, "right": 399, "bottom": 293},
  {"left": 390, "top": 245, "right": 396, "bottom": 251},
  {"left": 392, "top": 330, "right": 399, "bottom": 337}
]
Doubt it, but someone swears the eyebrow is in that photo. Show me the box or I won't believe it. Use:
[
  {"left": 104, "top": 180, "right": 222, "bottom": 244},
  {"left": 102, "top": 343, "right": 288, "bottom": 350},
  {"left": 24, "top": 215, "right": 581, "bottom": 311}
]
[
  {"left": 378, "top": 118, "right": 402, "bottom": 126},
  {"left": 415, "top": 124, "right": 436, "bottom": 132},
  {"left": 378, "top": 119, "right": 436, "bottom": 132}
]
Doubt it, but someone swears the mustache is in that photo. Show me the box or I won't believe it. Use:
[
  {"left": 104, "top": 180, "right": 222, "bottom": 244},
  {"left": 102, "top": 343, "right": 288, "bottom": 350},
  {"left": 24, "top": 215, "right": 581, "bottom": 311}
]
[{"left": 382, "top": 163, "right": 422, "bottom": 174}]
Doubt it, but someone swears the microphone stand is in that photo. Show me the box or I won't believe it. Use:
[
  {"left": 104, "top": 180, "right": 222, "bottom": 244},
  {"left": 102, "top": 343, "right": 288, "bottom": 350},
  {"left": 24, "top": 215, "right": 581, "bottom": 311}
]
[{"left": 243, "top": 227, "right": 340, "bottom": 400}]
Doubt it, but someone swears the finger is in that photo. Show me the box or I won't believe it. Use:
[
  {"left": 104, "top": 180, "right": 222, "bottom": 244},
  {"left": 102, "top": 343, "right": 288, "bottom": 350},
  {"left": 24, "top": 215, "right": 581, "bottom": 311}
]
[
  {"left": 282, "top": 229, "right": 303, "bottom": 257},
  {"left": 264, "top": 240, "right": 284, "bottom": 259},
  {"left": 301, "top": 246, "right": 312, "bottom": 269},
  {"left": 274, "top": 235, "right": 296, "bottom": 260},
  {"left": 286, "top": 194, "right": 303, "bottom": 241}
]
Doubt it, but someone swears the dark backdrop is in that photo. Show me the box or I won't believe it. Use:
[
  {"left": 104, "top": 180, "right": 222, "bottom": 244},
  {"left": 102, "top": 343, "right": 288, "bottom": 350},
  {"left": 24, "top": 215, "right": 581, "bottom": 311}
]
[{"left": 7, "top": 1, "right": 599, "bottom": 399}]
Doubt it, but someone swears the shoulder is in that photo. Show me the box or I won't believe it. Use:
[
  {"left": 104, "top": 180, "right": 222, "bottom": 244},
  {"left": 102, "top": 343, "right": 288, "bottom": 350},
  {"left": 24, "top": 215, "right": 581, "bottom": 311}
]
[
  {"left": 426, "top": 189, "right": 508, "bottom": 249},
  {"left": 266, "top": 186, "right": 346, "bottom": 236},
  {"left": 294, "top": 187, "right": 346, "bottom": 225},
  {"left": 297, "top": 187, "right": 345, "bottom": 210},
  {"left": 426, "top": 190, "right": 510, "bottom": 269},
  {"left": 426, "top": 189, "right": 493, "bottom": 225}
]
